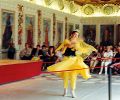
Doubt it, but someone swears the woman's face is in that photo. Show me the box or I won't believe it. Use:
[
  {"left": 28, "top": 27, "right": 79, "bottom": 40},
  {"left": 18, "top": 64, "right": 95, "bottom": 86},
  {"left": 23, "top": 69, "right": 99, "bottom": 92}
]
[
  {"left": 72, "top": 32, "right": 79, "bottom": 38},
  {"left": 50, "top": 48, "right": 53, "bottom": 52}
]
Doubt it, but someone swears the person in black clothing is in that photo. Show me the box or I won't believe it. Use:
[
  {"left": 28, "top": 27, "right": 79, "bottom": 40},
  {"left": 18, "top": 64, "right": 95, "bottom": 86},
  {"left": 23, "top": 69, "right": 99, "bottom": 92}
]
[
  {"left": 7, "top": 43, "right": 16, "bottom": 59},
  {"left": 30, "top": 45, "right": 42, "bottom": 60},
  {"left": 40, "top": 45, "right": 48, "bottom": 70},
  {"left": 44, "top": 46, "right": 57, "bottom": 70},
  {"left": 41, "top": 45, "right": 47, "bottom": 61}
]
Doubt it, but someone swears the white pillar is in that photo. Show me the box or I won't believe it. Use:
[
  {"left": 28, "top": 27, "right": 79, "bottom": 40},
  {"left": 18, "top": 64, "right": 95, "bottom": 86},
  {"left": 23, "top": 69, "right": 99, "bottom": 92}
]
[
  {"left": 96, "top": 24, "right": 100, "bottom": 45},
  {"left": 14, "top": 10, "right": 18, "bottom": 49}
]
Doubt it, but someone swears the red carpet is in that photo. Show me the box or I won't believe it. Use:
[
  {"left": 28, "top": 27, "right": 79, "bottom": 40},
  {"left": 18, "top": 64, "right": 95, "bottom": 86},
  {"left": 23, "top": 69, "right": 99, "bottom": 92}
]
[{"left": 0, "top": 60, "right": 43, "bottom": 84}]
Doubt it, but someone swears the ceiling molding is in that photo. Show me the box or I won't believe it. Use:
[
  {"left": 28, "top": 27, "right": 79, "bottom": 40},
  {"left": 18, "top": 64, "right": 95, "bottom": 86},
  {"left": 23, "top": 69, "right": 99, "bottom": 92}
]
[{"left": 74, "top": 0, "right": 120, "bottom": 5}]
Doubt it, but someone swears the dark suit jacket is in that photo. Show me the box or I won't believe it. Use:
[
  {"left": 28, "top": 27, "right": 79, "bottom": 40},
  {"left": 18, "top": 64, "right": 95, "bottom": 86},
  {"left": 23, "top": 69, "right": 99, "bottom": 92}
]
[{"left": 31, "top": 48, "right": 42, "bottom": 57}]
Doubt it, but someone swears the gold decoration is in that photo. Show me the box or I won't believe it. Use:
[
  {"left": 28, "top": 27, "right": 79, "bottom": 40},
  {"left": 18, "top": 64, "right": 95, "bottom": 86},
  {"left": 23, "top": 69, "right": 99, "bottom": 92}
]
[
  {"left": 102, "top": 4, "right": 115, "bottom": 15},
  {"left": 69, "top": 1, "right": 78, "bottom": 13},
  {"left": 53, "top": 13, "right": 56, "bottom": 46},
  {"left": 58, "top": 0, "right": 64, "bottom": 10},
  {"left": 29, "top": 0, "right": 36, "bottom": 3},
  {"left": 38, "top": 10, "right": 41, "bottom": 44},
  {"left": 83, "top": 4, "right": 94, "bottom": 15},
  {"left": 73, "top": 0, "right": 120, "bottom": 5},
  {"left": 44, "top": 0, "right": 53, "bottom": 6},
  {"left": 18, "top": 4, "right": 24, "bottom": 45}
]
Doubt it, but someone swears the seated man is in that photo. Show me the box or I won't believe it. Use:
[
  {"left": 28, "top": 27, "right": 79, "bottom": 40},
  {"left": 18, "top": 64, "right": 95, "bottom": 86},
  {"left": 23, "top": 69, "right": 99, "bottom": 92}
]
[
  {"left": 7, "top": 43, "right": 16, "bottom": 59},
  {"left": 41, "top": 45, "right": 48, "bottom": 61},
  {"left": 19, "top": 43, "right": 32, "bottom": 60},
  {"left": 30, "top": 45, "right": 42, "bottom": 60}
]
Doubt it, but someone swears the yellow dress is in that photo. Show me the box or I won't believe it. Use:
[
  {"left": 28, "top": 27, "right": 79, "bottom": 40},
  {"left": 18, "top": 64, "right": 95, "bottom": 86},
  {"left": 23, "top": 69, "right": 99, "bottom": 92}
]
[
  {"left": 47, "top": 39, "right": 97, "bottom": 80},
  {"left": 47, "top": 39, "right": 97, "bottom": 90},
  {"left": 48, "top": 39, "right": 96, "bottom": 79}
]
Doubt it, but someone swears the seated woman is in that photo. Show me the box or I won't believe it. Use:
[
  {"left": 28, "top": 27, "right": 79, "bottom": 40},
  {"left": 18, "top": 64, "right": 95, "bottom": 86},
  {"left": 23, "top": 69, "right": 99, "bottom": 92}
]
[
  {"left": 55, "top": 48, "right": 63, "bottom": 63},
  {"left": 90, "top": 51, "right": 99, "bottom": 73},
  {"left": 44, "top": 46, "right": 57, "bottom": 70},
  {"left": 47, "top": 31, "right": 97, "bottom": 98}
]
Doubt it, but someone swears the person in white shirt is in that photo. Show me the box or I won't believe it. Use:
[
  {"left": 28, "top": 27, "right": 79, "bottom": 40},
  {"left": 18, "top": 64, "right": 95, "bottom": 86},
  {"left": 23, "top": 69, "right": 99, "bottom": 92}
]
[
  {"left": 55, "top": 50, "right": 63, "bottom": 63},
  {"left": 99, "top": 46, "right": 113, "bottom": 75},
  {"left": 19, "top": 43, "right": 32, "bottom": 60}
]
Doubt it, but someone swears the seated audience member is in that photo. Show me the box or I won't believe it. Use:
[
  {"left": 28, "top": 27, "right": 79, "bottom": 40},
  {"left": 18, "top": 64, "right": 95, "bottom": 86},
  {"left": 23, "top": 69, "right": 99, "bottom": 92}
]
[
  {"left": 19, "top": 43, "right": 32, "bottom": 60},
  {"left": 41, "top": 45, "right": 47, "bottom": 61},
  {"left": 110, "top": 63, "right": 120, "bottom": 75},
  {"left": 31, "top": 45, "right": 42, "bottom": 60},
  {"left": 7, "top": 43, "right": 16, "bottom": 59},
  {"left": 54, "top": 43, "right": 63, "bottom": 63},
  {"left": 110, "top": 47, "right": 120, "bottom": 74},
  {"left": 90, "top": 51, "right": 99, "bottom": 73},
  {"left": 114, "top": 47, "right": 120, "bottom": 62},
  {"left": 55, "top": 49, "right": 63, "bottom": 63},
  {"left": 44, "top": 46, "right": 57, "bottom": 70},
  {"left": 113, "top": 46, "right": 118, "bottom": 57},
  {"left": 99, "top": 46, "right": 113, "bottom": 75}
]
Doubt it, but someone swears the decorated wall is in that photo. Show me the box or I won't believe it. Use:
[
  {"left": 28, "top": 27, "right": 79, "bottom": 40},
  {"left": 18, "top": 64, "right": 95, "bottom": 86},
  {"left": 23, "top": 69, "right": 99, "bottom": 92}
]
[{"left": 0, "top": 0, "right": 120, "bottom": 55}]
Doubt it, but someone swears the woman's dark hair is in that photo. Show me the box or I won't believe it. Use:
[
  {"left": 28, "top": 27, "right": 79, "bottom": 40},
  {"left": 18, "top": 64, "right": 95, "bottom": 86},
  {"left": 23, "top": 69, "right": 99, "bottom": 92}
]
[
  {"left": 70, "top": 31, "right": 78, "bottom": 36},
  {"left": 36, "top": 45, "right": 40, "bottom": 48},
  {"left": 98, "top": 46, "right": 103, "bottom": 53},
  {"left": 48, "top": 46, "right": 55, "bottom": 55},
  {"left": 42, "top": 45, "right": 46, "bottom": 48},
  {"left": 92, "top": 51, "right": 97, "bottom": 57}
]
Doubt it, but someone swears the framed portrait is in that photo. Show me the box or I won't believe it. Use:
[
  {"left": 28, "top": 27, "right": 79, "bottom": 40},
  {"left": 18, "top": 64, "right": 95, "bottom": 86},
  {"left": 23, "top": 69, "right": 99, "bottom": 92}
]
[
  {"left": 68, "top": 23, "right": 74, "bottom": 38},
  {"left": 25, "top": 15, "right": 35, "bottom": 47},
  {"left": 116, "top": 24, "right": 120, "bottom": 45},
  {"left": 56, "top": 21, "right": 63, "bottom": 45},
  {"left": 100, "top": 25, "right": 114, "bottom": 46},
  {"left": 83, "top": 25, "right": 96, "bottom": 45},
  {"left": 1, "top": 9, "right": 15, "bottom": 49},
  {"left": 43, "top": 18, "right": 51, "bottom": 46}
]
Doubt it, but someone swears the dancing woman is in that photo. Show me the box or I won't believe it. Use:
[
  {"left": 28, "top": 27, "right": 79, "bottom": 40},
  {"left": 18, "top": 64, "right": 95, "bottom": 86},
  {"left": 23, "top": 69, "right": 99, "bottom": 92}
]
[{"left": 47, "top": 31, "right": 97, "bottom": 98}]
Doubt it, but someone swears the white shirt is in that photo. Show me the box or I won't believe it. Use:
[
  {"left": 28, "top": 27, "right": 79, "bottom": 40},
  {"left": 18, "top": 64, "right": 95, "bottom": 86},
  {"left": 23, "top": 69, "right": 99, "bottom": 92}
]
[
  {"left": 56, "top": 51, "right": 63, "bottom": 59},
  {"left": 103, "top": 50, "right": 113, "bottom": 62}
]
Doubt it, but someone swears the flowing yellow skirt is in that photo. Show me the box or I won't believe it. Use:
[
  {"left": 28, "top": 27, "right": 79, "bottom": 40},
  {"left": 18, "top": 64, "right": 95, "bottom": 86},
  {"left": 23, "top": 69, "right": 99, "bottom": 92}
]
[{"left": 47, "top": 56, "right": 91, "bottom": 80}]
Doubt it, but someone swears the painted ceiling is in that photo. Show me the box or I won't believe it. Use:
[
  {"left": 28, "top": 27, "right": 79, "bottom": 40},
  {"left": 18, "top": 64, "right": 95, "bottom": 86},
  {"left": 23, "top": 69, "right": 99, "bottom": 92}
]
[
  {"left": 24, "top": 0, "right": 120, "bottom": 17},
  {"left": 74, "top": 0, "right": 120, "bottom": 5}
]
